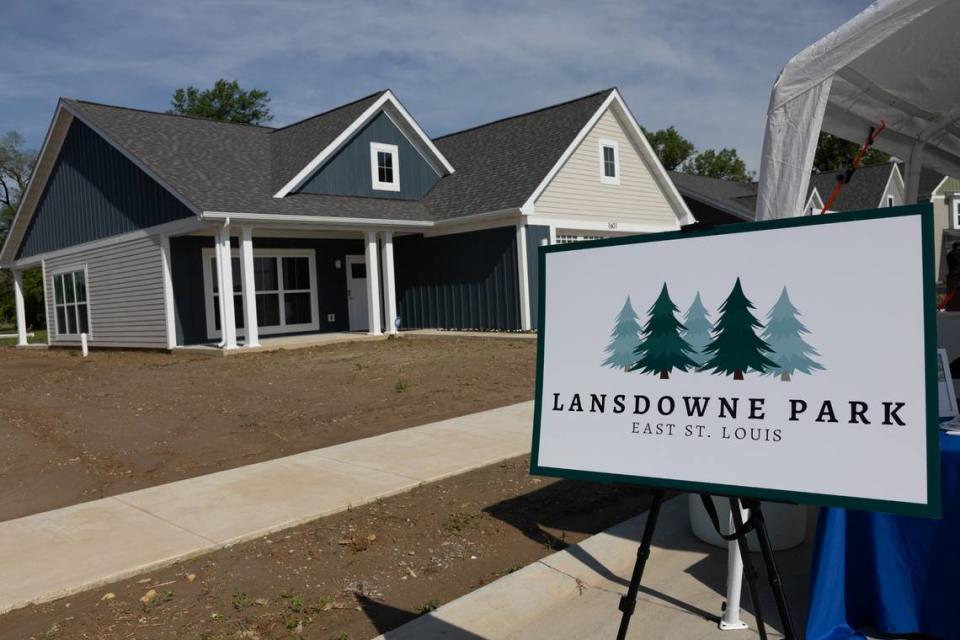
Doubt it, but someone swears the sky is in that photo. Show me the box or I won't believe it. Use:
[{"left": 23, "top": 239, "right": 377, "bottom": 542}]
[{"left": 1, "top": 0, "right": 871, "bottom": 173}]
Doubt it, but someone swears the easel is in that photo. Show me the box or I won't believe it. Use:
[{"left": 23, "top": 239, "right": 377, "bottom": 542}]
[{"left": 615, "top": 490, "right": 797, "bottom": 640}]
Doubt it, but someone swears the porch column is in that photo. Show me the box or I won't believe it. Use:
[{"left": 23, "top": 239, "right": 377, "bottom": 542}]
[
  {"left": 239, "top": 226, "right": 260, "bottom": 348},
  {"left": 13, "top": 269, "right": 27, "bottom": 347},
  {"left": 216, "top": 227, "right": 238, "bottom": 349},
  {"left": 516, "top": 223, "right": 532, "bottom": 331},
  {"left": 365, "top": 230, "right": 382, "bottom": 336},
  {"left": 382, "top": 231, "right": 398, "bottom": 334}
]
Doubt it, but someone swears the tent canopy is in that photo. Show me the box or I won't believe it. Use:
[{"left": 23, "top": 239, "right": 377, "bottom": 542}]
[{"left": 756, "top": 0, "right": 960, "bottom": 220}]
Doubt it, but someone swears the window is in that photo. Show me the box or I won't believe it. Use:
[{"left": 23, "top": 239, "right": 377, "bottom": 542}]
[
  {"left": 370, "top": 142, "right": 400, "bottom": 192},
  {"left": 203, "top": 249, "right": 319, "bottom": 339},
  {"left": 599, "top": 139, "right": 620, "bottom": 185},
  {"left": 557, "top": 233, "right": 604, "bottom": 244},
  {"left": 887, "top": 194, "right": 895, "bottom": 207},
  {"left": 953, "top": 197, "right": 960, "bottom": 230},
  {"left": 53, "top": 269, "right": 90, "bottom": 337}
]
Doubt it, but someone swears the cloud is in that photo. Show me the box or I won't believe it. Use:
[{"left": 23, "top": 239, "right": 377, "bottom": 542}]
[{"left": 1, "top": 0, "right": 870, "bottom": 170}]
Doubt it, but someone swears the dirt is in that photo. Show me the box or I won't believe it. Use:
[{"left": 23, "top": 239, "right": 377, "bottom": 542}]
[
  {"left": 0, "top": 335, "right": 535, "bottom": 521},
  {"left": 0, "top": 456, "right": 653, "bottom": 640}
]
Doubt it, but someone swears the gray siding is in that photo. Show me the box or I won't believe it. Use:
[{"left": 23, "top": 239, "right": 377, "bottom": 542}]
[
  {"left": 45, "top": 235, "right": 168, "bottom": 347},
  {"left": 17, "top": 119, "right": 194, "bottom": 260},
  {"left": 298, "top": 111, "right": 440, "bottom": 200},
  {"left": 525, "top": 225, "right": 550, "bottom": 327},
  {"left": 395, "top": 226, "right": 520, "bottom": 331}
]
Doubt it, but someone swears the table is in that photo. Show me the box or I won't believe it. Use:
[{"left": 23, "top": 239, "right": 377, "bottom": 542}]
[{"left": 806, "top": 433, "right": 960, "bottom": 640}]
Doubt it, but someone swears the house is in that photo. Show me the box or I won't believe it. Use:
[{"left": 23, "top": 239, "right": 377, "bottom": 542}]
[{"left": 0, "top": 88, "right": 693, "bottom": 350}]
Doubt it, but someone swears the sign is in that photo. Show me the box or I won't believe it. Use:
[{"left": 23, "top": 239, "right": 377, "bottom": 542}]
[{"left": 531, "top": 206, "right": 940, "bottom": 517}]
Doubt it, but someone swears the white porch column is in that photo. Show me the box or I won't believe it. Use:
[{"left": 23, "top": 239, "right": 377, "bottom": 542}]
[
  {"left": 382, "top": 231, "right": 398, "bottom": 334},
  {"left": 516, "top": 223, "right": 532, "bottom": 331},
  {"left": 216, "top": 227, "right": 238, "bottom": 349},
  {"left": 13, "top": 269, "right": 28, "bottom": 347},
  {"left": 365, "top": 230, "right": 383, "bottom": 336},
  {"left": 239, "top": 226, "right": 260, "bottom": 348}
]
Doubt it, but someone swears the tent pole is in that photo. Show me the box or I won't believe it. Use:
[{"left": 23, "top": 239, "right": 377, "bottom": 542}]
[{"left": 905, "top": 141, "right": 925, "bottom": 204}]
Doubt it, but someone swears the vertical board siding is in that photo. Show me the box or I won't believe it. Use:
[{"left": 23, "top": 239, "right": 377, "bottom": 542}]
[
  {"left": 525, "top": 225, "right": 550, "bottom": 326},
  {"left": 297, "top": 111, "right": 440, "bottom": 200},
  {"left": 17, "top": 120, "right": 194, "bottom": 259},
  {"left": 534, "top": 107, "right": 679, "bottom": 225},
  {"left": 395, "top": 226, "right": 520, "bottom": 331},
  {"left": 170, "top": 235, "right": 364, "bottom": 345},
  {"left": 45, "top": 235, "right": 168, "bottom": 347}
]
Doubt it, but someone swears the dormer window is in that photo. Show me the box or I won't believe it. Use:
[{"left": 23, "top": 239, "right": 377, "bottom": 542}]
[
  {"left": 370, "top": 142, "right": 400, "bottom": 192},
  {"left": 599, "top": 139, "right": 619, "bottom": 185}
]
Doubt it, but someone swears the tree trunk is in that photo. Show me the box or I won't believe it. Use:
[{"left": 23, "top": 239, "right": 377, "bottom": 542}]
[
  {"left": 659, "top": 369, "right": 670, "bottom": 379},
  {"left": 780, "top": 372, "right": 791, "bottom": 382},
  {"left": 733, "top": 369, "right": 744, "bottom": 381}
]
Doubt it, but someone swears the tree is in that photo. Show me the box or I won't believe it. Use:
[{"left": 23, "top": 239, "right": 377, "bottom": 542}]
[
  {"left": 813, "top": 132, "right": 890, "bottom": 173},
  {"left": 168, "top": 79, "right": 272, "bottom": 124},
  {"left": 640, "top": 125, "right": 695, "bottom": 171},
  {"left": 0, "top": 131, "right": 42, "bottom": 329},
  {"left": 602, "top": 296, "right": 642, "bottom": 370},
  {"left": 682, "top": 148, "right": 753, "bottom": 183},
  {"left": 630, "top": 284, "right": 698, "bottom": 379},
  {"left": 762, "top": 287, "right": 824, "bottom": 381},
  {"left": 702, "top": 278, "right": 777, "bottom": 380},
  {"left": 682, "top": 292, "right": 713, "bottom": 368}
]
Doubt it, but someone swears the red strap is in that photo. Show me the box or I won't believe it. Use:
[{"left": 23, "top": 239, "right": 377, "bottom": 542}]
[{"left": 820, "top": 121, "right": 886, "bottom": 214}]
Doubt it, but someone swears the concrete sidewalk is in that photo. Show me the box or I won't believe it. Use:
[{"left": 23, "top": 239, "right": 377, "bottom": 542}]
[
  {"left": 0, "top": 401, "right": 534, "bottom": 615},
  {"left": 377, "top": 496, "right": 814, "bottom": 639}
]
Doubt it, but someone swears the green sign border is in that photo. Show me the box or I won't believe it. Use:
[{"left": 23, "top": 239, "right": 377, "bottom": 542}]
[{"left": 530, "top": 204, "right": 941, "bottom": 518}]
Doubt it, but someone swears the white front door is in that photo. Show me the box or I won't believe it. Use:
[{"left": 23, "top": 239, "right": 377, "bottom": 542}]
[{"left": 345, "top": 255, "right": 369, "bottom": 331}]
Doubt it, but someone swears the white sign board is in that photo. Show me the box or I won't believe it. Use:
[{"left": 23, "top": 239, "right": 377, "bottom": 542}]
[{"left": 532, "top": 207, "right": 940, "bottom": 517}]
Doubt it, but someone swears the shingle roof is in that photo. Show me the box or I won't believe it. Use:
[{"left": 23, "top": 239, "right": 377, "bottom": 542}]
[
  {"left": 667, "top": 171, "right": 756, "bottom": 219},
  {"left": 60, "top": 89, "right": 616, "bottom": 224},
  {"left": 808, "top": 162, "right": 895, "bottom": 211}
]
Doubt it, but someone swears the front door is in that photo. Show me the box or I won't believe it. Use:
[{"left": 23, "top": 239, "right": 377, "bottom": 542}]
[{"left": 345, "top": 255, "right": 369, "bottom": 331}]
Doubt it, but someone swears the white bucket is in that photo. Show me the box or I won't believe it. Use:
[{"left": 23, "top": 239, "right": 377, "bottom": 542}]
[{"left": 688, "top": 494, "right": 807, "bottom": 552}]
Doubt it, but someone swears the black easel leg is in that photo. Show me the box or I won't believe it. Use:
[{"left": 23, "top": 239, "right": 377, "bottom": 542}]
[
  {"left": 616, "top": 488, "right": 665, "bottom": 640},
  {"left": 744, "top": 500, "right": 797, "bottom": 640},
  {"left": 729, "top": 498, "right": 768, "bottom": 640}
]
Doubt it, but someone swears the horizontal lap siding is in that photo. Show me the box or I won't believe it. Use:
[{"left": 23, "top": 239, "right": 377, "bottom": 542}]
[
  {"left": 395, "top": 226, "right": 520, "bottom": 331},
  {"left": 45, "top": 235, "right": 167, "bottom": 347}
]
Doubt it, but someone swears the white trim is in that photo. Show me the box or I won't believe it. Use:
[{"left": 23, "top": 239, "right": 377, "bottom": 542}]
[
  {"left": 41, "top": 259, "right": 50, "bottom": 346},
  {"left": 516, "top": 223, "right": 532, "bottom": 331},
  {"left": 951, "top": 196, "right": 960, "bottom": 230},
  {"left": 273, "top": 91, "right": 454, "bottom": 198},
  {"left": 364, "top": 231, "right": 382, "bottom": 336},
  {"left": 519, "top": 89, "right": 695, "bottom": 226},
  {"left": 382, "top": 231, "right": 398, "bottom": 333},
  {"left": 159, "top": 235, "right": 177, "bottom": 349},
  {"left": 804, "top": 188, "right": 825, "bottom": 216},
  {"left": 370, "top": 142, "right": 400, "bottom": 192},
  {"left": 525, "top": 215, "right": 678, "bottom": 234},
  {"left": 239, "top": 226, "right": 260, "bottom": 348},
  {"left": 216, "top": 228, "right": 238, "bottom": 349},
  {"left": 930, "top": 174, "right": 950, "bottom": 198},
  {"left": 548, "top": 225, "right": 557, "bottom": 245},
  {"left": 599, "top": 138, "right": 620, "bottom": 185},
  {"left": 50, "top": 264, "right": 92, "bottom": 341},
  {"left": 877, "top": 163, "right": 900, "bottom": 208},
  {"left": 13, "top": 269, "right": 27, "bottom": 346},
  {"left": 201, "top": 211, "right": 430, "bottom": 229}
]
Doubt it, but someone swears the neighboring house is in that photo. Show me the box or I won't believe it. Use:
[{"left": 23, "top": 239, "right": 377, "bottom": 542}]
[{"left": 0, "top": 88, "right": 693, "bottom": 350}]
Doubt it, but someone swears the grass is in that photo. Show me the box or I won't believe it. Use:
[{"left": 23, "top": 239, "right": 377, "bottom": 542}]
[{"left": 0, "top": 329, "right": 47, "bottom": 347}]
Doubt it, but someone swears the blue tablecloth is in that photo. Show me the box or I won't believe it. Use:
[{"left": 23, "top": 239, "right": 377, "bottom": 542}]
[{"left": 806, "top": 433, "right": 960, "bottom": 640}]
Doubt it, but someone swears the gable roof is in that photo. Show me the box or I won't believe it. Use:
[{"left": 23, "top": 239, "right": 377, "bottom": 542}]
[
  {"left": 667, "top": 171, "right": 756, "bottom": 220},
  {"left": 807, "top": 162, "right": 898, "bottom": 211}
]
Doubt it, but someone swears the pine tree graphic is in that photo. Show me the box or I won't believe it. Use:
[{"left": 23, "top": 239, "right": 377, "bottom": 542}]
[
  {"left": 602, "top": 296, "right": 642, "bottom": 370},
  {"left": 703, "top": 278, "right": 777, "bottom": 380},
  {"left": 682, "top": 292, "right": 713, "bottom": 368},
  {"left": 762, "top": 287, "right": 825, "bottom": 381},
  {"left": 630, "top": 284, "right": 698, "bottom": 379}
]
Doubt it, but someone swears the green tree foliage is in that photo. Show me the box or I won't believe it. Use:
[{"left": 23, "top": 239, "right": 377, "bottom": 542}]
[
  {"left": 813, "top": 132, "right": 890, "bottom": 173},
  {"left": 703, "top": 278, "right": 776, "bottom": 380},
  {"left": 168, "top": 79, "right": 272, "bottom": 125},
  {"left": 761, "top": 287, "right": 824, "bottom": 381},
  {"left": 640, "top": 125, "right": 695, "bottom": 171},
  {"left": 630, "top": 284, "right": 697, "bottom": 379},
  {"left": 681, "top": 148, "right": 753, "bottom": 182},
  {"left": 602, "top": 296, "right": 642, "bottom": 370},
  {"left": 682, "top": 292, "right": 713, "bottom": 368}
]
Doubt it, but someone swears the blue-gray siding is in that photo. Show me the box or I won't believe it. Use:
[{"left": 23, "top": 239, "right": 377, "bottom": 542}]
[
  {"left": 394, "top": 226, "right": 520, "bottom": 331},
  {"left": 297, "top": 111, "right": 440, "bottom": 200},
  {"left": 170, "top": 235, "right": 364, "bottom": 345},
  {"left": 17, "top": 119, "right": 194, "bottom": 259},
  {"left": 525, "top": 225, "right": 550, "bottom": 327}
]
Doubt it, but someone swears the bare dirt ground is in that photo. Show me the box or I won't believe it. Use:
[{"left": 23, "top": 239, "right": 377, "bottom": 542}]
[
  {"left": 0, "top": 336, "right": 535, "bottom": 521},
  {"left": 0, "top": 456, "right": 653, "bottom": 640}
]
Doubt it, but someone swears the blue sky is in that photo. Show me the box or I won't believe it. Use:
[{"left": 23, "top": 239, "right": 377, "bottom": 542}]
[{"left": 2, "top": 0, "right": 870, "bottom": 173}]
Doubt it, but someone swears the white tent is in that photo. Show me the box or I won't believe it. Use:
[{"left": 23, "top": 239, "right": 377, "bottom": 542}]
[{"left": 756, "top": 0, "right": 960, "bottom": 220}]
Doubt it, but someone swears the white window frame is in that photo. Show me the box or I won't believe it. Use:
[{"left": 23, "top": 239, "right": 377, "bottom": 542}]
[
  {"left": 887, "top": 194, "right": 895, "bottom": 207},
  {"left": 599, "top": 138, "right": 620, "bottom": 185},
  {"left": 201, "top": 248, "right": 319, "bottom": 340},
  {"left": 370, "top": 142, "right": 400, "bottom": 192},
  {"left": 952, "top": 196, "right": 960, "bottom": 230},
  {"left": 52, "top": 265, "right": 92, "bottom": 339}
]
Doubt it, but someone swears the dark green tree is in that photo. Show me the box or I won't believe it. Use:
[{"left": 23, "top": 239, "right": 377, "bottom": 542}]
[
  {"left": 602, "top": 296, "right": 642, "bottom": 370},
  {"left": 640, "top": 125, "right": 695, "bottom": 171},
  {"left": 168, "top": 79, "right": 272, "bottom": 124},
  {"left": 630, "top": 284, "right": 697, "bottom": 379},
  {"left": 682, "top": 148, "right": 753, "bottom": 182},
  {"left": 702, "top": 278, "right": 777, "bottom": 380},
  {"left": 813, "top": 132, "right": 890, "bottom": 173}
]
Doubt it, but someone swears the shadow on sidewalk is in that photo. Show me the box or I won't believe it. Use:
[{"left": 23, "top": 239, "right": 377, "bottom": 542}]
[{"left": 357, "top": 593, "right": 487, "bottom": 639}]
